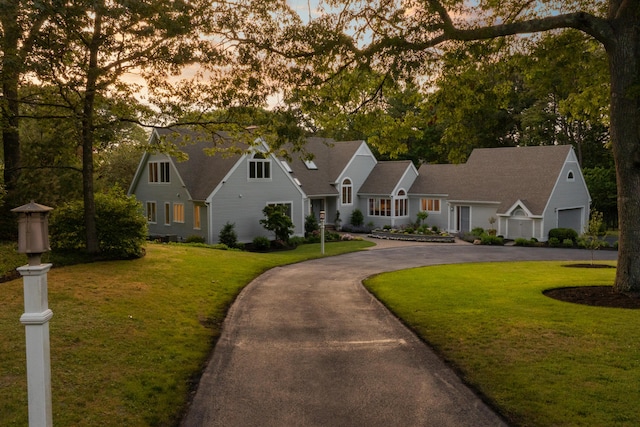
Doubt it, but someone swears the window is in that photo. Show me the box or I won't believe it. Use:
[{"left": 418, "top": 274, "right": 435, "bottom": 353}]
[
  {"left": 173, "top": 203, "right": 185, "bottom": 223},
  {"left": 369, "top": 198, "right": 392, "bottom": 216},
  {"left": 567, "top": 170, "right": 575, "bottom": 181},
  {"left": 304, "top": 159, "right": 317, "bottom": 170},
  {"left": 164, "top": 202, "right": 171, "bottom": 225},
  {"left": 146, "top": 202, "right": 157, "bottom": 223},
  {"left": 395, "top": 190, "right": 407, "bottom": 217},
  {"left": 149, "top": 161, "right": 170, "bottom": 183},
  {"left": 249, "top": 153, "right": 271, "bottom": 179},
  {"left": 421, "top": 198, "right": 441, "bottom": 213},
  {"left": 341, "top": 178, "right": 353, "bottom": 205},
  {"left": 193, "top": 205, "right": 201, "bottom": 229}
]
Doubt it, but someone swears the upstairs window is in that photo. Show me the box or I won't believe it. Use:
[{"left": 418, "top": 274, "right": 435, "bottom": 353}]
[
  {"left": 249, "top": 153, "right": 271, "bottom": 180},
  {"left": 567, "top": 170, "right": 575, "bottom": 182},
  {"left": 149, "top": 161, "right": 170, "bottom": 183},
  {"left": 341, "top": 178, "right": 353, "bottom": 205}
]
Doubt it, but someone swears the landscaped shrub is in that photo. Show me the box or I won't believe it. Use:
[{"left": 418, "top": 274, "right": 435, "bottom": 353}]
[
  {"left": 185, "top": 235, "right": 205, "bottom": 244},
  {"left": 472, "top": 227, "right": 486, "bottom": 237},
  {"left": 49, "top": 187, "right": 147, "bottom": 259},
  {"left": 431, "top": 225, "right": 439, "bottom": 233},
  {"left": 562, "top": 238, "right": 574, "bottom": 248},
  {"left": 340, "top": 224, "right": 373, "bottom": 234},
  {"left": 383, "top": 224, "right": 392, "bottom": 230},
  {"left": 548, "top": 237, "right": 561, "bottom": 247},
  {"left": 549, "top": 228, "right": 578, "bottom": 243},
  {"left": 404, "top": 227, "right": 415, "bottom": 234},
  {"left": 252, "top": 236, "right": 270, "bottom": 251},
  {"left": 219, "top": 222, "right": 238, "bottom": 248},
  {"left": 260, "top": 205, "right": 294, "bottom": 243},
  {"left": 481, "top": 235, "right": 504, "bottom": 245},
  {"left": 305, "top": 214, "right": 319, "bottom": 236},
  {"left": 514, "top": 238, "right": 531, "bottom": 246},
  {"left": 350, "top": 209, "right": 364, "bottom": 227}
]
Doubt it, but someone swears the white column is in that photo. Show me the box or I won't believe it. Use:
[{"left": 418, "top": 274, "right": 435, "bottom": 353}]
[{"left": 18, "top": 263, "right": 54, "bottom": 427}]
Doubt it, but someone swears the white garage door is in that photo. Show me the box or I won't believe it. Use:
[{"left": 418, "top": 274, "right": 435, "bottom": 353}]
[{"left": 558, "top": 208, "right": 583, "bottom": 232}]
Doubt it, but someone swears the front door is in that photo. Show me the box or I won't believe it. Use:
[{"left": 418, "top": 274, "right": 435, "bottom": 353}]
[
  {"left": 311, "top": 199, "right": 325, "bottom": 221},
  {"left": 457, "top": 206, "right": 470, "bottom": 232}
]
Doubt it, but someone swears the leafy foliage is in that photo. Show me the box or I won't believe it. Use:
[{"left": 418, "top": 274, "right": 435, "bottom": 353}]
[
  {"left": 49, "top": 187, "right": 147, "bottom": 259},
  {"left": 259, "top": 205, "right": 294, "bottom": 243}
]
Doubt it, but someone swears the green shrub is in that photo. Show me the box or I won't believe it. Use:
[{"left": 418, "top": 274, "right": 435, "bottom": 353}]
[
  {"left": 549, "top": 228, "right": 578, "bottom": 243},
  {"left": 481, "top": 235, "right": 504, "bottom": 245},
  {"left": 562, "top": 238, "right": 574, "bottom": 248},
  {"left": 305, "top": 214, "right": 319, "bottom": 236},
  {"left": 185, "top": 235, "right": 205, "bottom": 244},
  {"left": 252, "top": 236, "right": 270, "bottom": 251},
  {"left": 50, "top": 188, "right": 147, "bottom": 259},
  {"left": 383, "top": 224, "right": 392, "bottom": 230},
  {"left": 472, "top": 227, "right": 486, "bottom": 237},
  {"left": 350, "top": 209, "right": 364, "bottom": 227},
  {"left": 548, "top": 237, "right": 561, "bottom": 247},
  {"left": 431, "top": 225, "right": 439, "bottom": 233},
  {"left": 218, "top": 222, "right": 238, "bottom": 248},
  {"left": 514, "top": 238, "right": 531, "bottom": 246},
  {"left": 404, "top": 227, "right": 415, "bottom": 234}
]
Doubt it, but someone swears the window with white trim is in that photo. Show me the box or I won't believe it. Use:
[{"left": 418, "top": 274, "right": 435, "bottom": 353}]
[
  {"left": 146, "top": 202, "right": 157, "bottom": 223},
  {"left": 149, "top": 161, "right": 170, "bottom": 183},
  {"left": 369, "top": 198, "right": 391, "bottom": 217},
  {"left": 164, "top": 202, "right": 171, "bottom": 225},
  {"left": 341, "top": 178, "right": 353, "bottom": 205},
  {"left": 173, "top": 203, "right": 185, "bottom": 223},
  {"left": 249, "top": 153, "right": 271, "bottom": 179},
  {"left": 267, "top": 202, "right": 292, "bottom": 218},
  {"left": 421, "top": 198, "right": 441, "bottom": 213},
  {"left": 395, "top": 190, "right": 408, "bottom": 217},
  {"left": 193, "top": 205, "right": 201, "bottom": 229}
]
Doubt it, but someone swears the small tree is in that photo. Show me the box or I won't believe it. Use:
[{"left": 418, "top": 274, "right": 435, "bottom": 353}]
[
  {"left": 583, "top": 209, "right": 606, "bottom": 265},
  {"left": 416, "top": 211, "right": 428, "bottom": 226},
  {"left": 304, "top": 214, "right": 319, "bottom": 237},
  {"left": 350, "top": 208, "right": 364, "bottom": 227},
  {"left": 219, "top": 222, "right": 238, "bottom": 248},
  {"left": 260, "top": 205, "right": 294, "bottom": 243}
]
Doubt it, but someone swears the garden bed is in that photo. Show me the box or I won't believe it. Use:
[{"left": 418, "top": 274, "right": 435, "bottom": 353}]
[{"left": 368, "top": 230, "right": 455, "bottom": 243}]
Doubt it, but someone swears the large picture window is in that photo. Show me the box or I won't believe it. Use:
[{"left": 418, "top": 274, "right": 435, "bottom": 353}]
[
  {"left": 249, "top": 153, "right": 271, "bottom": 180},
  {"left": 149, "top": 161, "right": 170, "bottom": 183},
  {"left": 421, "top": 198, "right": 441, "bottom": 213},
  {"left": 341, "top": 178, "right": 353, "bottom": 205},
  {"left": 369, "top": 198, "right": 392, "bottom": 217},
  {"left": 173, "top": 203, "right": 185, "bottom": 223}
]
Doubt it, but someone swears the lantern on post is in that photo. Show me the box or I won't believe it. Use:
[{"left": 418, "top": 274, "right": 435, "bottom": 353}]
[
  {"left": 11, "top": 201, "right": 54, "bottom": 427},
  {"left": 11, "top": 201, "right": 53, "bottom": 266},
  {"left": 320, "top": 210, "right": 326, "bottom": 254}
]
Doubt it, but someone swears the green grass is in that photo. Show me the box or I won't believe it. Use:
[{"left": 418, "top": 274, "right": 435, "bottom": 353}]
[
  {"left": 364, "top": 261, "right": 640, "bottom": 427},
  {"left": 0, "top": 240, "right": 372, "bottom": 426}
]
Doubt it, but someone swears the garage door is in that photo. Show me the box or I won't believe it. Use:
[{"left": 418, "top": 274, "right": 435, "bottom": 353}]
[{"left": 558, "top": 208, "right": 583, "bottom": 232}]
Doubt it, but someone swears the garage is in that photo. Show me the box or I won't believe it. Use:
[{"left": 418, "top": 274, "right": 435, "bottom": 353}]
[{"left": 557, "top": 208, "right": 583, "bottom": 232}]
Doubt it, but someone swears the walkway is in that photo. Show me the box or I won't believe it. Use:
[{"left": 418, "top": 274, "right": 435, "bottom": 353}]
[{"left": 181, "top": 241, "right": 617, "bottom": 426}]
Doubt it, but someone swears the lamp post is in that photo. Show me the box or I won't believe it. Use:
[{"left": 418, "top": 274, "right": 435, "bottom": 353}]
[
  {"left": 320, "top": 210, "right": 325, "bottom": 254},
  {"left": 11, "top": 201, "right": 54, "bottom": 427}
]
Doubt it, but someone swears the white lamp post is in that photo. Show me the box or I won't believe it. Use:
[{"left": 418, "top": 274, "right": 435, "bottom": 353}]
[
  {"left": 11, "top": 201, "right": 54, "bottom": 427},
  {"left": 320, "top": 210, "right": 325, "bottom": 254}
]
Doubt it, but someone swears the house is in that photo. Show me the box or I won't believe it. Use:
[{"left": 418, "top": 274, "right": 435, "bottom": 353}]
[
  {"left": 129, "top": 128, "right": 590, "bottom": 243},
  {"left": 409, "top": 145, "right": 591, "bottom": 240}
]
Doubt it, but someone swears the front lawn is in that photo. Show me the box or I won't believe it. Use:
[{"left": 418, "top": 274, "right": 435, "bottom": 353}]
[
  {"left": 0, "top": 240, "right": 372, "bottom": 426},
  {"left": 364, "top": 261, "right": 638, "bottom": 427}
]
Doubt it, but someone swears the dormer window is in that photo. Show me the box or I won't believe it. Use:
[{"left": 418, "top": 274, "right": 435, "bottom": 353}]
[
  {"left": 567, "top": 170, "right": 575, "bottom": 182},
  {"left": 249, "top": 153, "right": 271, "bottom": 180}
]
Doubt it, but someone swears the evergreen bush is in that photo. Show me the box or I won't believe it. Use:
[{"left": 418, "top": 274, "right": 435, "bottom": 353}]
[
  {"left": 350, "top": 209, "right": 364, "bottom": 227},
  {"left": 218, "top": 222, "right": 238, "bottom": 248},
  {"left": 49, "top": 187, "right": 147, "bottom": 259}
]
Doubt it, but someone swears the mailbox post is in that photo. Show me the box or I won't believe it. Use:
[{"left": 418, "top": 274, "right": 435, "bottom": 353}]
[
  {"left": 11, "top": 201, "right": 54, "bottom": 427},
  {"left": 320, "top": 210, "right": 325, "bottom": 254}
]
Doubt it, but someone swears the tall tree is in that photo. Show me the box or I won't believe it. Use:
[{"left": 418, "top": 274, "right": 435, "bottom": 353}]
[{"left": 273, "top": 0, "right": 640, "bottom": 294}]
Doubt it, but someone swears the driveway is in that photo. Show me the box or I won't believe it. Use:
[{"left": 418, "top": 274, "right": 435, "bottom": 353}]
[{"left": 181, "top": 240, "right": 617, "bottom": 426}]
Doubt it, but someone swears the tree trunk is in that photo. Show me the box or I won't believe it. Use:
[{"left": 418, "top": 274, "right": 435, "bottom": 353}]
[
  {"left": 82, "top": 9, "right": 103, "bottom": 255},
  {"left": 608, "top": 11, "right": 640, "bottom": 293}
]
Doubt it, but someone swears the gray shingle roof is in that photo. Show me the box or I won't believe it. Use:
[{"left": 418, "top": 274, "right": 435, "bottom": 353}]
[
  {"left": 359, "top": 161, "right": 414, "bottom": 195},
  {"left": 410, "top": 145, "right": 573, "bottom": 215}
]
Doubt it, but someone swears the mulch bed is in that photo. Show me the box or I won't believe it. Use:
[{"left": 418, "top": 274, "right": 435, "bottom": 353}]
[{"left": 543, "top": 263, "right": 640, "bottom": 309}]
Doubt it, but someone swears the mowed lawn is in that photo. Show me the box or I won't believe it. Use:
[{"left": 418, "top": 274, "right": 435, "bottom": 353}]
[
  {"left": 364, "top": 261, "right": 639, "bottom": 427},
  {"left": 0, "top": 241, "right": 372, "bottom": 426}
]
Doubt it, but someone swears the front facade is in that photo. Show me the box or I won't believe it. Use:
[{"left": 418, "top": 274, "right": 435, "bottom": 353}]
[{"left": 129, "top": 129, "right": 591, "bottom": 243}]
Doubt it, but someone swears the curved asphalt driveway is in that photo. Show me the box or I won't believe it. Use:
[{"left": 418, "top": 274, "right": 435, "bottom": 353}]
[{"left": 181, "top": 241, "right": 617, "bottom": 426}]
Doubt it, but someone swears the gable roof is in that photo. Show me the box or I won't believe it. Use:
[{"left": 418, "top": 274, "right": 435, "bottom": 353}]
[
  {"left": 359, "top": 161, "right": 415, "bottom": 195},
  {"left": 152, "top": 128, "right": 248, "bottom": 201},
  {"left": 410, "top": 145, "right": 574, "bottom": 215},
  {"left": 287, "top": 138, "right": 366, "bottom": 197}
]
